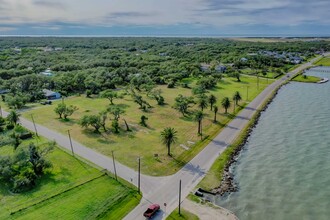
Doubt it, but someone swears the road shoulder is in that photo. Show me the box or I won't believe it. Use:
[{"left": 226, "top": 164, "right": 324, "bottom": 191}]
[{"left": 182, "top": 199, "right": 238, "bottom": 220}]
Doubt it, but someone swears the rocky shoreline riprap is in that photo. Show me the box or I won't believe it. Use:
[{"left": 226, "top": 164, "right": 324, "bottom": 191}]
[{"left": 211, "top": 84, "right": 284, "bottom": 196}]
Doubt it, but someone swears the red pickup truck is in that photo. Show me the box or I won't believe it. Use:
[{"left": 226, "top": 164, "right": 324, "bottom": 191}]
[{"left": 143, "top": 204, "right": 160, "bottom": 218}]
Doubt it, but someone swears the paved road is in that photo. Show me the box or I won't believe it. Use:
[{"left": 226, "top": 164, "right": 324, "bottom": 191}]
[
  {"left": 2, "top": 55, "right": 323, "bottom": 220},
  {"left": 123, "top": 55, "right": 324, "bottom": 220}
]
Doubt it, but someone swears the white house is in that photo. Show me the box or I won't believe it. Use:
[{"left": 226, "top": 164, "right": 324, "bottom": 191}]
[
  {"left": 43, "top": 89, "right": 61, "bottom": 100},
  {"left": 40, "top": 68, "right": 53, "bottom": 76}
]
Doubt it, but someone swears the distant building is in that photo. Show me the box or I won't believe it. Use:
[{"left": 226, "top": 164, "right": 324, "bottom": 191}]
[
  {"left": 0, "top": 89, "right": 9, "bottom": 95},
  {"left": 215, "top": 65, "right": 226, "bottom": 73},
  {"left": 40, "top": 68, "right": 53, "bottom": 76},
  {"left": 13, "top": 47, "right": 21, "bottom": 53},
  {"left": 291, "top": 56, "right": 303, "bottom": 64},
  {"left": 43, "top": 89, "right": 61, "bottom": 100},
  {"left": 43, "top": 47, "right": 54, "bottom": 52},
  {"left": 200, "top": 63, "right": 210, "bottom": 72}
]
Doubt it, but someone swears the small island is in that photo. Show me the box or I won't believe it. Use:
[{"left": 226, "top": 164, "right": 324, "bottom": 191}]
[{"left": 292, "top": 74, "right": 321, "bottom": 83}]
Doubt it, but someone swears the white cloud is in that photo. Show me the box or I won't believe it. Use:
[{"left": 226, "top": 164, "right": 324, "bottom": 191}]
[
  {"left": 0, "top": 0, "right": 330, "bottom": 28},
  {"left": 0, "top": 27, "right": 16, "bottom": 32}
]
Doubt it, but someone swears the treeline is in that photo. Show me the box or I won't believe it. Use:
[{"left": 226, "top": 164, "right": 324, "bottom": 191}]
[{"left": 0, "top": 37, "right": 329, "bottom": 101}]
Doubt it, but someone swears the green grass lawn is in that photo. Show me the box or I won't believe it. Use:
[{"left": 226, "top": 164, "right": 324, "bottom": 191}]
[
  {"left": 292, "top": 74, "right": 321, "bottom": 83},
  {"left": 240, "top": 68, "right": 284, "bottom": 79},
  {"left": 0, "top": 137, "right": 141, "bottom": 220},
  {"left": 20, "top": 75, "right": 273, "bottom": 176},
  {"left": 315, "top": 56, "right": 330, "bottom": 66},
  {"left": 167, "top": 208, "right": 199, "bottom": 220}
]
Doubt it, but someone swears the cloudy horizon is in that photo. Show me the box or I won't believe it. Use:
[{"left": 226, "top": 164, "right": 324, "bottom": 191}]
[{"left": 1, "top": 0, "right": 330, "bottom": 36}]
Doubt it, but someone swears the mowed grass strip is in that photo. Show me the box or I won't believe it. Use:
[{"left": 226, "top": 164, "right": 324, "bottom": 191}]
[
  {"left": 11, "top": 176, "right": 141, "bottom": 220},
  {"left": 315, "top": 56, "right": 330, "bottom": 66},
  {"left": 22, "top": 76, "right": 273, "bottom": 176},
  {"left": 0, "top": 137, "right": 140, "bottom": 220},
  {"left": 167, "top": 208, "right": 199, "bottom": 220}
]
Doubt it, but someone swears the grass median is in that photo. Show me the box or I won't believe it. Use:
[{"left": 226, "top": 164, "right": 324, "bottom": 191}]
[
  {"left": 314, "top": 56, "right": 330, "bottom": 66},
  {"left": 167, "top": 208, "right": 199, "bottom": 220}
]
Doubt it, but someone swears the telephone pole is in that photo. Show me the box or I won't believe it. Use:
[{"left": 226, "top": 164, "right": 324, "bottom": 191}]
[
  {"left": 179, "top": 179, "right": 182, "bottom": 215},
  {"left": 31, "top": 114, "right": 38, "bottom": 137},
  {"left": 67, "top": 130, "right": 74, "bottom": 156},
  {"left": 112, "top": 151, "right": 117, "bottom": 181},
  {"left": 138, "top": 157, "right": 141, "bottom": 194}
]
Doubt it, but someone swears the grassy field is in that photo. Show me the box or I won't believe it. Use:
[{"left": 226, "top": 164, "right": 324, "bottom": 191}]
[
  {"left": 0, "top": 137, "right": 141, "bottom": 219},
  {"left": 292, "top": 74, "right": 321, "bottom": 83},
  {"left": 167, "top": 208, "right": 199, "bottom": 220},
  {"left": 20, "top": 75, "right": 273, "bottom": 176},
  {"left": 315, "top": 56, "right": 330, "bottom": 66}
]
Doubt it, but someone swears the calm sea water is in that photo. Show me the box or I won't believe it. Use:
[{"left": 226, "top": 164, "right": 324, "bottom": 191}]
[{"left": 215, "top": 69, "right": 330, "bottom": 220}]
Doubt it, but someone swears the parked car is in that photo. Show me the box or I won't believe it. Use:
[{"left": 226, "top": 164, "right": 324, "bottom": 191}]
[{"left": 143, "top": 204, "right": 160, "bottom": 218}]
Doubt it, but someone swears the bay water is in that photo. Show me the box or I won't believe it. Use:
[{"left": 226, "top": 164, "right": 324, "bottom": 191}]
[{"left": 215, "top": 68, "right": 330, "bottom": 220}]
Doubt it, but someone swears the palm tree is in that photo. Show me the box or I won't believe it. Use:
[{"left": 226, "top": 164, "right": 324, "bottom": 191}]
[
  {"left": 213, "top": 106, "right": 218, "bottom": 122},
  {"left": 233, "top": 91, "right": 242, "bottom": 105},
  {"left": 7, "top": 110, "right": 20, "bottom": 125},
  {"left": 198, "top": 95, "right": 208, "bottom": 111},
  {"left": 160, "top": 127, "right": 178, "bottom": 156},
  {"left": 221, "top": 97, "right": 231, "bottom": 114},
  {"left": 194, "top": 110, "right": 204, "bottom": 135},
  {"left": 208, "top": 94, "right": 217, "bottom": 111}
]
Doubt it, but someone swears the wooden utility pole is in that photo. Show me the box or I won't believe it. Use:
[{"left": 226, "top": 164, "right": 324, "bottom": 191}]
[
  {"left": 31, "top": 114, "right": 38, "bottom": 137},
  {"left": 179, "top": 179, "right": 182, "bottom": 215},
  {"left": 112, "top": 151, "right": 118, "bottom": 181},
  {"left": 138, "top": 157, "right": 141, "bottom": 194},
  {"left": 67, "top": 130, "right": 74, "bottom": 156}
]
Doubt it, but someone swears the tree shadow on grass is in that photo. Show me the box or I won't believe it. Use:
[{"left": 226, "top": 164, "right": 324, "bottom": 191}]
[
  {"left": 213, "top": 121, "right": 226, "bottom": 128},
  {"left": 116, "top": 103, "right": 130, "bottom": 109},
  {"left": 219, "top": 79, "right": 233, "bottom": 85},
  {"left": 59, "top": 118, "right": 77, "bottom": 126},
  {"left": 97, "top": 138, "right": 115, "bottom": 145},
  {"left": 179, "top": 114, "right": 194, "bottom": 122},
  {"left": 237, "top": 80, "right": 249, "bottom": 84}
]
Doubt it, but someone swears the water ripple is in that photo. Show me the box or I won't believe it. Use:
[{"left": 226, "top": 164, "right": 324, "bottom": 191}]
[{"left": 216, "top": 71, "right": 330, "bottom": 220}]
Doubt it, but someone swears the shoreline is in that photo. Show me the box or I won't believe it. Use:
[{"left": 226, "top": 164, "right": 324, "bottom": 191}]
[
  {"left": 211, "top": 81, "right": 288, "bottom": 195},
  {"left": 210, "top": 63, "right": 330, "bottom": 195}
]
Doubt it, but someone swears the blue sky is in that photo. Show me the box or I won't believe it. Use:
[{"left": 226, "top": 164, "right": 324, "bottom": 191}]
[{"left": 1, "top": 0, "right": 330, "bottom": 36}]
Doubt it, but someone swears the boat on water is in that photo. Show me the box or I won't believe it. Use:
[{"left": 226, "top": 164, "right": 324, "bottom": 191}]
[{"left": 318, "top": 78, "right": 329, "bottom": 84}]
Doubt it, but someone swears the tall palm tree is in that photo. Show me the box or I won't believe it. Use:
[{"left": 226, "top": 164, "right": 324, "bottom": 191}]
[
  {"left": 160, "top": 127, "right": 178, "bottom": 156},
  {"left": 194, "top": 110, "right": 204, "bottom": 135},
  {"left": 208, "top": 94, "right": 217, "bottom": 111},
  {"left": 7, "top": 110, "right": 20, "bottom": 125},
  {"left": 221, "top": 97, "right": 231, "bottom": 114},
  {"left": 233, "top": 91, "right": 242, "bottom": 105},
  {"left": 213, "top": 106, "right": 218, "bottom": 122},
  {"left": 198, "top": 95, "right": 208, "bottom": 111}
]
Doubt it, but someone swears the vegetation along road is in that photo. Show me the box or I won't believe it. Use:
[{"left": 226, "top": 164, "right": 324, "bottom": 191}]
[{"left": 3, "top": 54, "right": 324, "bottom": 220}]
